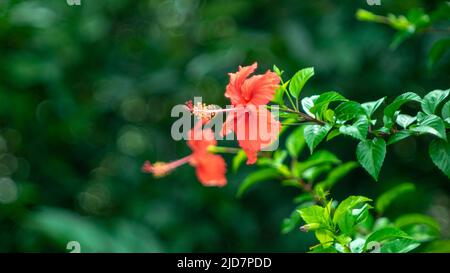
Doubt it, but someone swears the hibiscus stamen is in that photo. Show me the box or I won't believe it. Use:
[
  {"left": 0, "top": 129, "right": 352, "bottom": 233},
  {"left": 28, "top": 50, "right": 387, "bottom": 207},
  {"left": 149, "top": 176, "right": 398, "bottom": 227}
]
[
  {"left": 185, "top": 100, "right": 240, "bottom": 121},
  {"left": 142, "top": 155, "right": 192, "bottom": 177}
]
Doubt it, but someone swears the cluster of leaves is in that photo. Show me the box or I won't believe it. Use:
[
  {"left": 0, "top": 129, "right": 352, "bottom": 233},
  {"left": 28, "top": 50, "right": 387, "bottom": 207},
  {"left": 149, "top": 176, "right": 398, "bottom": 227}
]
[
  {"left": 271, "top": 66, "right": 450, "bottom": 181},
  {"left": 356, "top": 3, "right": 450, "bottom": 69},
  {"left": 298, "top": 183, "right": 442, "bottom": 253},
  {"left": 233, "top": 63, "right": 450, "bottom": 252}
]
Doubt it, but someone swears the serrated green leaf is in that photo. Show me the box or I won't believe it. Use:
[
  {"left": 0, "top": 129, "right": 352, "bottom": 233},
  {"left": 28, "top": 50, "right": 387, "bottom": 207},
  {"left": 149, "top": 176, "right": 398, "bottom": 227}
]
[
  {"left": 363, "top": 227, "right": 413, "bottom": 251},
  {"left": 411, "top": 114, "right": 447, "bottom": 140},
  {"left": 384, "top": 92, "right": 421, "bottom": 118},
  {"left": 429, "top": 138, "right": 450, "bottom": 178},
  {"left": 237, "top": 169, "right": 279, "bottom": 197},
  {"left": 421, "top": 89, "right": 450, "bottom": 115},
  {"left": 289, "top": 67, "right": 314, "bottom": 99},
  {"left": 334, "top": 101, "right": 365, "bottom": 121},
  {"left": 286, "top": 126, "right": 306, "bottom": 158},
  {"left": 310, "top": 91, "right": 348, "bottom": 117},
  {"left": 379, "top": 238, "right": 420, "bottom": 253},
  {"left": 304, "top": 124, "right": 332, "bottom": 154},
  {"left": 361, "top": 97, "right": 386, "bottom": 118},
  {"left": 375, "top": 183, "right": 415, "bottom": 214},
  {"left": 339, "top": 116, "right": 369, "bottom": 141},
  {"left": 356, "top": 138, "right": 387, "bottom": 181},
  {"left": 396, "top": 114, "right": 416, "bottom": 129}
]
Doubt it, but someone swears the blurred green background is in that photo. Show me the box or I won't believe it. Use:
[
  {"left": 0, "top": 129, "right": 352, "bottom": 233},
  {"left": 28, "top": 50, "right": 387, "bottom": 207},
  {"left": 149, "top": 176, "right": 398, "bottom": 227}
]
[{"left": 0, "top": 0, "right": 449, "bottom": 252}]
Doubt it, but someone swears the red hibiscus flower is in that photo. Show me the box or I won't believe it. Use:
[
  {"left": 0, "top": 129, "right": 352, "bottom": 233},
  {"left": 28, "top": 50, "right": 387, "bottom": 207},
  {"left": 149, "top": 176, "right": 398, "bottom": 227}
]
[
  {"left": 142, "top": 128, "right": 227, "bottom": 187},
  {"left": 222, "top": 62, "right": 281, "bottom": 164}
]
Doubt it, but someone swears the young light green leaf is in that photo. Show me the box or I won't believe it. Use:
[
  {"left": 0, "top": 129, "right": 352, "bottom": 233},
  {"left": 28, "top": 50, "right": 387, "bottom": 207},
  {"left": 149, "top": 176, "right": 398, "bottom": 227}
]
[
  {"left": 410, "top": 114, "right": 447, "bottom": 140},
  {"left": 298, "top": 205, "right": 326, "bottom": 225},
  {"left": 304, "top": 124, "right": 332, "bottom": 154},
  {"left": 361, "top": 97, "right": 386, "bottom": 118},
  {"left": 356, "top": 138, "right": 387, "bottom": 181},
  {"left": 337, "top": 203, "right": 371, "bottom": 236},
  {"left": 286, "top": 126, "right": 306, "bottom": 158},
  {"left": 237, "top": 169, "right": 279, "bottom": 197},
  {"left": 429, "top": 138, "right": 450, "bottom": 178},
  {"left": 396, "top": 114, "right": 416, "bottom": 129},
  {"left": 339, "top": 116, "right": 369, "bottom": 141},
  {"left": 421, "top": 89, "right": 450, "bottom": 115},
  {"left": 384, "top": 92, "right": 421, "bottom": 118},
  {"left": 375, "top": 183, "right": 415, "bottom": 214},
  {"left": 289, "top": 67, "right": 314, "bottom": 99},
  {"left": 333, "top": 195, "right": 372, "bottom": 225},
  {"left": 334, "top": 101, "right": 365, "bottom": 121}
]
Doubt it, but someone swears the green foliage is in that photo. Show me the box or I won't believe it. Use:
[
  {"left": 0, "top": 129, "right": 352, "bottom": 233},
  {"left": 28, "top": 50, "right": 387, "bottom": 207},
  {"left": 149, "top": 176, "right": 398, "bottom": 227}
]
[
  {"left": 289, "top": 67, "right": 314, "bottom": 99},
  {"left": 429, "top": 138, "right": 450, "bottom": 178},
  {"left": 356, "top": 138, "right": 386, "bottom": 181},
  {"left": 304, "top": 124, "right": 332, "bottom": 154}
]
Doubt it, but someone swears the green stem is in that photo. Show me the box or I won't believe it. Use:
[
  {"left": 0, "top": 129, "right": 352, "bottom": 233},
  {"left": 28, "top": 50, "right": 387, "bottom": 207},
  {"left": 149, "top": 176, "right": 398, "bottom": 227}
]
[{"left": 208, "top": 146, "right": 241, "bottom": 154}]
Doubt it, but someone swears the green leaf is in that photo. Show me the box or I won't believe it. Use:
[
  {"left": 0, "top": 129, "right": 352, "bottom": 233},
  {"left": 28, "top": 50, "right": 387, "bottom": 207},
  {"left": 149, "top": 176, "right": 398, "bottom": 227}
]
[
  {"left": 334, "top": 101, "right": 365, "bottom": 121},
  {"left": 375, "top": 183, "right": 415, "bottom": 214},
  {"left": 442, "top": 100, "right": 450, "bottom": 120},
  {"left": 301, "top": 95, "right": 319, "bottom": 117},
  {"left": 298, "top": 205, "right": 326, "bottom": 225},
  {"left": 379, "top": 238, "right": 420, "bottom": 253},
  {"left": 289, "top": 67, "right": 314, "bottom": 99},
  {"left": 421, "top": 89, "right": 450, "bottom": 115},
  {"left": 361, "top": 97, "right": 386, "bottom": 118},
  {"left": 237, "top": 169, "right": 279, "bottom": 197},
  {"left": 396, "top": 114, "right": 416, "bottom": 129},
  {"left": 314, "top": 162, "right": 358, "bottom": 191},
  {"left": 232, "top": 149, "right": 247, "bottom": 173},
  {"left": 272, "top": 81, "right": 289, "bottom": 105},
  {"left": 333, "top": 196, "right": 372, "bottom": 225},
  {"left": 387, "top": 130, "right": 412, "bottom": 145},
  {"left": 363, "top": 227, "right": 413, "bottom": 251},
  {"left": 356, "top": 138, "right": 387, "bottom": 181},
  {"left": 427, "top": 39, "right": 450, "bottom": 70},
  {"left": 337, "top": 203, "right": 371, "bottom": 236},
  {"left": 304, "top": 124, "right": 332, "bottom": 154},
  {"left": 429, "top": 138, "right": 450, "bottom": 178},
  {"left": 339, "top": 116, "right": 369, "bottom": 141},
  {"left": 384, "top": 92, "right": 421, "bottom": 118},
  {"left": 310, "top": 91, "right": 348, "bottom": 117},
  {"left": 410, "top": 114, "right": 447, "bottom": 140},
  {"left": 286, "top": 126, "right": 306, "bottom": 158}
]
